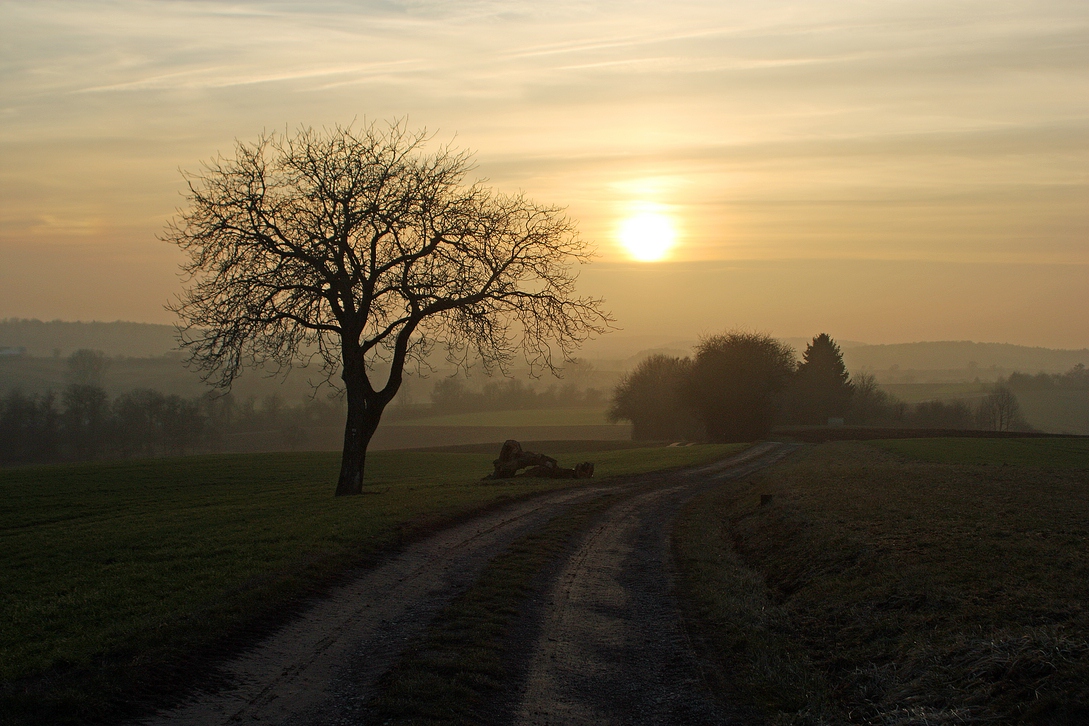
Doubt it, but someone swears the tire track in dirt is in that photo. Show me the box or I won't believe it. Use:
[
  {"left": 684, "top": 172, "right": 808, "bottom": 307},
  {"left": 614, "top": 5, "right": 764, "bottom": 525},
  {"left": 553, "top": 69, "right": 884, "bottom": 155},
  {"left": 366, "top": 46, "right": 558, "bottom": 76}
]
[
  {"left": 132, "top": 485, "right": 611, "bottom": 726},
  {"left": 510, "top": 442, "right": 800, "bottom": 726}
]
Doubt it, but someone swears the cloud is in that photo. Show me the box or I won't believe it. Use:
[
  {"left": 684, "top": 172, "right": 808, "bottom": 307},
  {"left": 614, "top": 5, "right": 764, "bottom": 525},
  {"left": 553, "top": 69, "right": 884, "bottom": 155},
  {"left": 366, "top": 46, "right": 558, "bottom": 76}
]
[{"left": 0, "top": 0, "right": 1086, "bottom": 335}]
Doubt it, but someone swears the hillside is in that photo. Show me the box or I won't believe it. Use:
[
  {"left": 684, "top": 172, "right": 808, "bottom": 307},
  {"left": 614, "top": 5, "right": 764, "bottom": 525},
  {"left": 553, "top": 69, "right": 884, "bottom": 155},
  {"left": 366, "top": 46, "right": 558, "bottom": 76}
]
[
  {"left": 0, "top": 319, "right": 178, "bottom": 358},
  {"left": 842, "top": 341, "right": 1089, "bottom": 375},
  {"left": 4, "top": 321, "right": 1085, "bottom": 376}
]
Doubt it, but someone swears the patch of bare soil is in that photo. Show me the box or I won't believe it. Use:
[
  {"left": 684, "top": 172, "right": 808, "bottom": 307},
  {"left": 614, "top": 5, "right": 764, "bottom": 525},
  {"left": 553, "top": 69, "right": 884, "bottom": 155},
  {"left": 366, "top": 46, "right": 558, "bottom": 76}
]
[
  {"left": 507, "top": 442, "right": 800, "bottom": 726},
  {"left": 131, "top": 486, "right": 610, "bottom": 726}
]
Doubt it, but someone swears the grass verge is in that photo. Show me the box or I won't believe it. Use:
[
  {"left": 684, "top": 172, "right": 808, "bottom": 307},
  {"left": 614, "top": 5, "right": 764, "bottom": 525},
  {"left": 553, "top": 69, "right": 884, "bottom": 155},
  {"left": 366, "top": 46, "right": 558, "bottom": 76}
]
[
  {"left": 675, "top": 439, "right": 1089, "bottom": 724},
  {"left": 2, "top": 443, "right": 731, "bottom": 724},
  {"left": 674, "top": 484, "right": 838, "bottom": 723}
]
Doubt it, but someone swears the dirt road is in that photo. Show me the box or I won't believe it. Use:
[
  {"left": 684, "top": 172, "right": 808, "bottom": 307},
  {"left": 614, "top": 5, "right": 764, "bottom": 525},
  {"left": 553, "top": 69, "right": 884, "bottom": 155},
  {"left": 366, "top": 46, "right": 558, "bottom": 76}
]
[
  {"left": 134, "top": 486, "right": 609, "bottom": 726},
  {"left": 135, "top": 442, "right": 797, "bottom": 725},
  {"left": 509, "top": 441, "right": 799, "bottom": 725}
]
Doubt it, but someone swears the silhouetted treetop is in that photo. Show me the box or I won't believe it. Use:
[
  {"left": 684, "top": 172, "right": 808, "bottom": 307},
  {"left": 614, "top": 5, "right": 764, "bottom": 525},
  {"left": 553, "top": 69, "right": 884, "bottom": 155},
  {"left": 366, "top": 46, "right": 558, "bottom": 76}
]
[
  {"left": 164, "top": 121, "right": 611, "bottom": 495},
  {"left": 792, "top": 333, "right": 853, "bottom": 424},
  {"left": 608, "top": 354, "right": 700, "bottom": 441},
  {"left": 683, "top": 331, "right": 796, "bottom": 442}
]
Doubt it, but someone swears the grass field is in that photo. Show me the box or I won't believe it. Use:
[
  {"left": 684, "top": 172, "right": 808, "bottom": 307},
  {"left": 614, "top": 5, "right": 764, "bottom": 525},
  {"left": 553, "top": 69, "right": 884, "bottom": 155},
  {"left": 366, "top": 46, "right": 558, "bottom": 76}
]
[
  {"left": 873, "top": 436, "right": 1089, "bottom": 468},
  {"left": 1, "top": 442, "right": 736, "bottom": 723},
  {"left": 397, "top": 407, "right": 613, "bottom": 427},
  {"left": 879, "top": 381, "right": 990, "bottom": 403},
  {"left": 676, "top": 439, "right": 1089, "bottom": 724}
]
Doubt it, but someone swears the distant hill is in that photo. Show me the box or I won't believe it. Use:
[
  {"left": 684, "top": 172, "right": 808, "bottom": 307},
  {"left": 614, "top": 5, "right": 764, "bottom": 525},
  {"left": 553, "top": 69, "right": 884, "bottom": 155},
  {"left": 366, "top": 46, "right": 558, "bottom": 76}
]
[
  {"left": 781, "top": 337, "right": 868, "bottom": 353},
  {"left": 843, "top": 341, "right": 1089, "bottom": 374},
  {"left": 0, "top": 319, "right": 178, "bottom": 358},
  {"left": 3, "top": 320, "right": 1085, "bottom": 379},
  {"left": 597, "top": 337, "right": 1087, "bottom": 377}
]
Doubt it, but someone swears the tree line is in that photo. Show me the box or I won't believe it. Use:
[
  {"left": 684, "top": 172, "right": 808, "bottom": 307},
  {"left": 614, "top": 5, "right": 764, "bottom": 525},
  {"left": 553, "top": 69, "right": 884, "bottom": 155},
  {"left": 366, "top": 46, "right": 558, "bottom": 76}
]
[
  {"left": 0, "top": 386, "right": 346, "bottom": 467},
  {"left": 608, "top": 332, "right": 1033, "bottom": 442},
  {"left": 0, "top": 350, "right": 344, "bottom": 466},
  {"left": 1005, "top": 364, "right": 1089, "bottom": 391}
]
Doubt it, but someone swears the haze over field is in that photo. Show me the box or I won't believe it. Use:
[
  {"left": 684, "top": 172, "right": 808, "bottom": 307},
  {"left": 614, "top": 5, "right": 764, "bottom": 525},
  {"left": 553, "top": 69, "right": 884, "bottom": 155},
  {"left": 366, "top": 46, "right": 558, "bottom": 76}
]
[{"left": 1, "top": 0, "right": 1086, "bottom": 347}]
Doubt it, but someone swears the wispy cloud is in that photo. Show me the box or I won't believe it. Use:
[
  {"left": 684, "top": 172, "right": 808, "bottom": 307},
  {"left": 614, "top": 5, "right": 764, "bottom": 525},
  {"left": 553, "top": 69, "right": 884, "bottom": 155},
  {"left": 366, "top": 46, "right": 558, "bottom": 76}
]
[
  {"left": 0, "top": 0, "right": 1086, "bottom": 339},
  {"left": 76, "top": 61, "right": 423, "bottom": 93}
]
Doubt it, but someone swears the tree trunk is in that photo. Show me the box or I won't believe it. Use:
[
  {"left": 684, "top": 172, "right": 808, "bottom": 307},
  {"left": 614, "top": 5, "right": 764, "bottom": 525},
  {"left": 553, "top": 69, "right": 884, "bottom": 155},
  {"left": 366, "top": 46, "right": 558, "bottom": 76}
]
[{"left": 335, "top": 381, "right": 382, "bottom": 497}]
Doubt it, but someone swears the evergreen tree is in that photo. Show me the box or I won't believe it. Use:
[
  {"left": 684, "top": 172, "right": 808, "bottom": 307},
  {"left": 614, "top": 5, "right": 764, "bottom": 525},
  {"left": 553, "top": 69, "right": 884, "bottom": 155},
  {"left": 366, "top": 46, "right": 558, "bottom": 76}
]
[{"left": 792, "top": 333, "right": 853, "bottom": 425}]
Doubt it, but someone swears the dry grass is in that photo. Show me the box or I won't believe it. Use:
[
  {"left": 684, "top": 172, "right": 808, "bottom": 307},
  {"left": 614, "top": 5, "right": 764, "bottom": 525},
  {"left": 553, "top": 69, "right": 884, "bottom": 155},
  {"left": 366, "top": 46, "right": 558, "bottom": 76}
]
[{"left": 676, "top": 440, "right": 1089, "bottom": 724}]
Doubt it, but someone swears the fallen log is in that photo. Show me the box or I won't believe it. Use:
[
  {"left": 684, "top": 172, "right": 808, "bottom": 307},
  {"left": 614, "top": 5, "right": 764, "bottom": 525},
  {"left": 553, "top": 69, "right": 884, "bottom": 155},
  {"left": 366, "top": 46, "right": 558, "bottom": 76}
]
[{"left": 483, "top": 439, "right": 595, "bottom": 480}]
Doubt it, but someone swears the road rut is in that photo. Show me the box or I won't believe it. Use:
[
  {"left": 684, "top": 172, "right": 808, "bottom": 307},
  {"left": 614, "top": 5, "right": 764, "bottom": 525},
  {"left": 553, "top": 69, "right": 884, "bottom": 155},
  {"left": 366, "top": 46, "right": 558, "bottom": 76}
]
[
  {"left": 135, "top": 442, "right": 798, "bottom": 725},
  {"left": 135, "top": 486, "right": 609, "bottom": 726},
  {"left": 510, "top": 441, "right": 800, "bottom": 725}
]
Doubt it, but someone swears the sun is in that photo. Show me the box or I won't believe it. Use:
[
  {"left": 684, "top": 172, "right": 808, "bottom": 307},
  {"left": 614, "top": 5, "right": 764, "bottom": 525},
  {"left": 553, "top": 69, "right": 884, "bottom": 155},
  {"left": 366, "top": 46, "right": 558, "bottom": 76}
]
[{"left": 618, "top": 211, "right": 676, "bottom": 262}]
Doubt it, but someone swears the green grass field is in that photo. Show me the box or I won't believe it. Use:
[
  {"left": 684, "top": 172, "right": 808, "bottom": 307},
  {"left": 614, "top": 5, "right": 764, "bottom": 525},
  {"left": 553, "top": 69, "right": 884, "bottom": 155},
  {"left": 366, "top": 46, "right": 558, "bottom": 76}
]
[
  {"left": 398, "top": 407, "right": 614, "bottom": 427},
  {"left": 873, "top": 436, "right": 1089, "bottom": 468},
  {"left": 1, "top": 442, "right": 737, "bottom": 722},
  {"left": 676, "top": 438, "right": 1089, "bottom": 723}
]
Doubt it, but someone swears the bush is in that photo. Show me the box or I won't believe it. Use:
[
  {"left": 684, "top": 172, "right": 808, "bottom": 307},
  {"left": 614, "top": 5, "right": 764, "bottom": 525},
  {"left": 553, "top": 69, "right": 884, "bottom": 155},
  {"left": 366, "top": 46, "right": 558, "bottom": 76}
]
[
  {"left": 607, "top": 355, "right": 701, "bottom": 440},
  {"left": 684, "top": 332, "right": 796, "bottom": 442}
]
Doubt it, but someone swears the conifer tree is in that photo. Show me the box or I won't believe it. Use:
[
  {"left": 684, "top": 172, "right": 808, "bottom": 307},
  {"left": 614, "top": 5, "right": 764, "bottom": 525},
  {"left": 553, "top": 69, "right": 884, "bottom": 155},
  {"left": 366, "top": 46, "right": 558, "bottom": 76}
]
[{"left": 793, "top": 333, "right": 854, "bottom": 425}]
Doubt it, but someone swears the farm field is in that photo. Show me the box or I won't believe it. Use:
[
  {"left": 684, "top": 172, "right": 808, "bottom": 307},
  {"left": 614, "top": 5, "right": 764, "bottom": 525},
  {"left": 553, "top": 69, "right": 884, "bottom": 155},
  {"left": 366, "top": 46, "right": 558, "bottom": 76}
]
[
  {"left": 873, "top": 436, "right": 1089, "bottom": 468},
  {"left": 879, "top": 380, "right": 990, "bottom": 403},
  {"left": 675, "top": 438, "right": 1089, "bottom": 723},
  {"left": 1016, "top": 389, "right": 1089, "bottom": 435},
  {"left": 0, "top": 442, "right": 737, "bottom": 722},
  {"left": 396, "top": 406, "right": 613, "bottom": 427},
  {"left": 876, "top": 382, "right": 1089, "bottom": 435}
]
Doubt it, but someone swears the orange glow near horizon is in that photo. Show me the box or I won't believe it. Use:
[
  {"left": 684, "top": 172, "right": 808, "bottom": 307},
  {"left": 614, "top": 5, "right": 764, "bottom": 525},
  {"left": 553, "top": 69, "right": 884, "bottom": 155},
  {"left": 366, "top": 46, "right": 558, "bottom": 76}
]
[{"left": 0, "top": 1, "right": 1086, "bottom": 347}]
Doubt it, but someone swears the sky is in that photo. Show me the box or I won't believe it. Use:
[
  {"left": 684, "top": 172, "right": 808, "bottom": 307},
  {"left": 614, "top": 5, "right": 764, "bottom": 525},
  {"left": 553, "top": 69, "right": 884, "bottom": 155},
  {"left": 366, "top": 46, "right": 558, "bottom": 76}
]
[{"left": 1, "top": 0, "right": 1086, "bottom": 348}]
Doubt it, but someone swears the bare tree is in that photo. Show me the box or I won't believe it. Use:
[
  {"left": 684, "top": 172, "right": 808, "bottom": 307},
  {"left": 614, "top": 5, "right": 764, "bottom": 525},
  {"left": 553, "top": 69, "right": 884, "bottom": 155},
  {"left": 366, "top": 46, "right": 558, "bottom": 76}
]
[
  {"left": 164, "top": 122, "right": 611, "bottom": 495},
  {"left": 977, "top": 385, "right": 1024, "bottom": 432},
  {"left": 67, "top": 349, "right": 110, "bottom": 387}
]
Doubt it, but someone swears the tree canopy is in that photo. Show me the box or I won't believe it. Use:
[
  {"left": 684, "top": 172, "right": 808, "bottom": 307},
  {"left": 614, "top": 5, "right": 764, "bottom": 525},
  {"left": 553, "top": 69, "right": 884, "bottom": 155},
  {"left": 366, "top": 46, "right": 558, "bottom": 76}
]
[
  {"left": 683, "top": 332, "right": 796, "bottom": 442},
  {"left": 607, "top": 354, "right": 701, "bottom": 441},
  {"left": 165, "top": 122, "right": 611, "bottom": 494}
]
